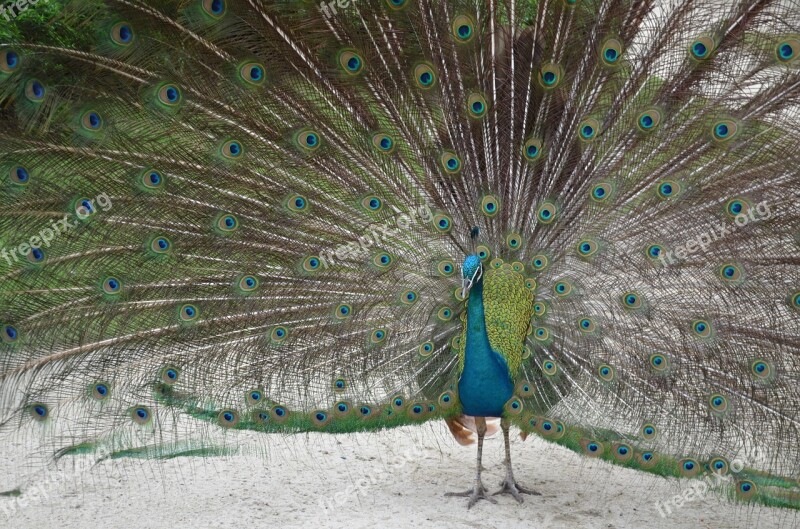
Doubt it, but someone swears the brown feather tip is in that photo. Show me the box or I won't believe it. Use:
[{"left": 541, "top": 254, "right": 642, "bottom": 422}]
[{"left": 445, "top": 415, "right": 500, "bottom": 446}]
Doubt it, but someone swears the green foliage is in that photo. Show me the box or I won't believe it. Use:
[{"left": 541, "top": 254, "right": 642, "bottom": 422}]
[{"left": 0, "top": 0, "right": 97, "bottom": 49}]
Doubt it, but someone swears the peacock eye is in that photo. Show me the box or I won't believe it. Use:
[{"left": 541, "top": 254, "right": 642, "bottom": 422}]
[
  {"left": 157, "top": 84, "right": 182, "bottom": 106},
  {"left": 539, "top": 63, "right": 562, "bottom": 89},
  {"left": 180, "top": 304, "right": 199, "bottom": 321},
  {"left": 576, "top": 239, "right": 598, "bottom": 257},
  {"left": 296, "top": 130, "right": 321, "bottom": 151},
  {"left": 656, "top": 179, "right": 683, "bottom": 199},
  {"left": 103, "top": 277, "right": 122, "bottom": 294},
  {"left": 111, "top": 22, "right": 134, "bottom": 46},
  {"left": 81, "top": 111, "right": 104, "bottom": 131},
  {"left": 1, "top": 49, "right": 21, "bottom": 74},
  {"left": 131, "top": 406, "right": 151, "bottom": 424},
  {"left": 27, "top": 247, "right": 45, "bottom": 264},
  {"left": 271, "top": 326, "right": 288, "bottom": 343},
  {"left": 467, "top": 93, "right": 487, "bottom": 118},
  {"left": 777, "top": 39, "right": 799, "bottom": 63},
  {"left": 144, "top": 170, "right": 163, "bottom": 188},
  {"left": 523, "top": 138, "right": 543, "bottom": 161},
  {"left": 360, "top": 195, "right": 383, "bottom": 212},
  {"left": 238, "top": 275, "right": 259, "bottom": 292},
  {"left": 452, "top": 15, "right": 476, "bottom": 44},
  {"left": 480, "top": 197, "right": 498, "bottom": 218},
  {"left": 637, "top": 108, "right": 662, "bottom": 132},
  {"left": 413, "top": 63, "right": 437, "bottom": 89},
  {"left": 217, "top": 213, "right": 239, "bottom": 232},
  {"left": 30, "top": 403, "right": 49, "bottom": 421},
  {"left": 150, "top": 236, "right": 172, "bottom": 254},
  {"left": 372, "top": 133, "right": 395, "bottom": 154},
  {"left": 370, "top": 329, "right": 387, "bottom": 344},
  {"left": 719, "top": 263, "right": 743, "bottom": 283},
  {"left": 338, "top": 50, "right": 365, "bottom": 75},
  {"left": 218, "top": 409, "right": 239, "bottom": 427},
  {"left": 622, "top": 291, "right": 643, "bottom": 309},
  {"left": 579, "top": 118, "right": 600, "bottom": 141},
  {"left": 286, "top": 194, "right": 309, "bottom": 213},
  {"left": 221, "top": 139, "right": 244, "bottom": 159},
  {"left": 689, "top": 36, "right": 716, "bottom": 60},
  {"left": 553, "top": 280, "right": 573, "bottom": 297},
  {"left": 537, "top": 201, "right": 558, "bottom": 223},
  {"left": 203, "top": 0, "right": 227, "bottom": 18},
  {"left": 397, "top": 290, "right": 415, "bottom": 305},
  {"left": 440, "top": 152, "right": 462, "bottom": 174},
  {"left": 10, "top": 165, "right": 30, "bottom": 185},
  {"left": 600, "top": 38, "right": 624, "bottom": 66},
  {"left": 24, "top": 79, "right": 46, "bottom": 103},
  {"left": 433, "top": 214, "right": 452, "bottom": 233},
  {"left": 239, "top": 62, "right": 266, "bottom": 85},
  {"left": 506, "top": 233, "right": 522, "bottom": 250},
  {"left": 2, "top": 324, "right": 19, "bottom": 343},
  {"left": 712, "top": 120, "right": 738, "bottom": 142}
]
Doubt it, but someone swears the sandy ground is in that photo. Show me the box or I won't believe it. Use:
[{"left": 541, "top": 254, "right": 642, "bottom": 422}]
[{"left": 1, "top": 422, "right": 797, "bottom": 529}]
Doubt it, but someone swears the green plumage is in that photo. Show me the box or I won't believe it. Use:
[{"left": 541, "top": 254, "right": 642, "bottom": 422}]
[{"left": 0, "top": 0, "right": 799, "bottom": 519}]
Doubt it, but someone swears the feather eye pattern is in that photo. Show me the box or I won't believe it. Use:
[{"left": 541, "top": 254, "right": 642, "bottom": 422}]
[{"left": 0, "top": 0, "right": 798, "bottom": 518}]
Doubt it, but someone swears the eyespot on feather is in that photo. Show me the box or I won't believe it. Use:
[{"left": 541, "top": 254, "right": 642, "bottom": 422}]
[
  {"left": 25, "top": 79, "right": 46, "bottom": 103},
  {"left": 337, "top": 50, "right": 365, "bottom": 76},
  {"left": 452, "top": 15, "right": 476, "bottom": 44},
  {"left": 0, "top": 49, "right": 21, "bottom": 74},
  {"left": 600, "top": 38, "right": 624, "bottom": 66},
  {"left": 413, "top": 63, "right": 437, "bottom": 89},
  {"left": 239, "top": 61, "right": 266, "bottom": 85},
  {"left": 467, "top": 93, "right": 488, "bottom": 118},
  {"left": 539, "top": 63, "right": 563, "bottom": 89},
  {"left": 110, "top": 22, "right": 135, "bottom": 46},
  {"left": 220, "top": 139, "right": 244, "bottom": 159},
  {"left": 202, "top": 0, "right": 227, "bottom": 19}
]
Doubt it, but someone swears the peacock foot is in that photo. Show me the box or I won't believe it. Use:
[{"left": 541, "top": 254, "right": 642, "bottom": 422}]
[
  {"left": 492, "top": 477, "right": 541, "bottom": 504},
  {"left": 445, "top": 480, "right": 498, "bottom": 509}
]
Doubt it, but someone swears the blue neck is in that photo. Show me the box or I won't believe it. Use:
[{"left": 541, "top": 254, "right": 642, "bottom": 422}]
[
  {"left": 465, "top": 279, "right": 489, "bottom": 351},
  {"left": 457, "top": 277, "right": 515, "bottom": 417}
]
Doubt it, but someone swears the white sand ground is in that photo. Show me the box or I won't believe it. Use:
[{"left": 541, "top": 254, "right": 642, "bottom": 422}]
[{"left": 1, "top": 421, "right": 797, "bottom": 529}]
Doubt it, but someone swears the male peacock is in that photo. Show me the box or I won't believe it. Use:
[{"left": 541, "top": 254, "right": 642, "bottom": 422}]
[{"left": 1, "top": 0, "right": 799, "bottom": 516}]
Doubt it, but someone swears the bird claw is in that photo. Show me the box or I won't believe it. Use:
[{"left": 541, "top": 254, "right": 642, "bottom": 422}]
[
  {"left": 445, "top": 481, "right": 498, "bottom": 509},
  {"left": 492, "top": 478, "right": 541, "bottom": 504}
]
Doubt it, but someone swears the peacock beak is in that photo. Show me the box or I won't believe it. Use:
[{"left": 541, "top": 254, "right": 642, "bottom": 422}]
[{"left": 461, "top": 265, "right": 483, "bottom": 298}]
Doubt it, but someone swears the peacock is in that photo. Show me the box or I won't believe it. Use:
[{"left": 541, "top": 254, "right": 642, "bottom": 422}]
[{"left": 1, "top": 0, "right": 799, "bottom": 516}]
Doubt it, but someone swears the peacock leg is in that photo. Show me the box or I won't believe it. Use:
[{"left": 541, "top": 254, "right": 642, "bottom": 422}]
[
  {"left": 445, "top": 416, "right": 497, "bottom": 508},
  {"left": 493, "top": 417, "right": 541, "bottom": 502}
]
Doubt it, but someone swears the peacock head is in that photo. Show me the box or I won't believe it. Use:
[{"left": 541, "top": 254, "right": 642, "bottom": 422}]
[{"left": 461, "top": 254, "right": 483, "bottom": 298}]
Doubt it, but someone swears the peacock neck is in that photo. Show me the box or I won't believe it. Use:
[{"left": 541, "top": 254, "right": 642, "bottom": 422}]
[
  {"left": 466, "top": 278, "right": 488, "bottom": 350},
  {"left": 458, "top": 276, "right": 514, "bottom": 417}
]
